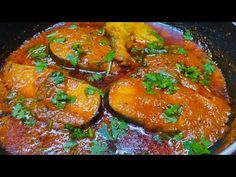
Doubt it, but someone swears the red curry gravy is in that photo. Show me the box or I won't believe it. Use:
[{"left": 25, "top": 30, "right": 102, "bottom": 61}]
[{"left": 0, "top": 22, "right": 231, "bottom": 155}]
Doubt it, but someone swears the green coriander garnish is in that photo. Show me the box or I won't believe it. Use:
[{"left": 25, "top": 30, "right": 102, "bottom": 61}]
[
  {"left": 51, "top": 90, "right": 76, "bottom": 109},
  {"left": 143, "top": 71, "right": 178, "bottom": 94},
  {"left": 64, "top": 139, "right": 77, "bottom": 153},
  {"left": 97, "top": 117, "right": 128, "bottom": 141},
  {"left": 35, "top": 61, "right": 48, "bottom": 72},
  {"left": 90, "top": 140, "right": 108, "bottom": 155},
  {"left": 49, "top": 71, "right": 64, "bottom": 84},
  {"left": 87, "top": 73, "right": 103, "bottom": 82},
  {"left": 183, "top": 29, "right": 193, "bottom": 41},
  {"left": 64, "top": 123, "right": 94, "bottom": 140},
  {"left": 200, "top": 61, "right": 215, "bottom": 86},
  {"left": 47, "top": 31, "right": 59, "bottom": 42},
  {"left": 162, "top": 104, "right": 182, "bottom": 123},
  {"left": 12, "top": 102, "right": 36, "bottom": 126},
  {"left": 84, "top": 86, "right": 104, "bottom": 96},
  {"left": 183, "top": 136, "right": 211, "bottom": 155},
  {"left": 104, "top": 50, "right": 116, "bottom": 76},
  {"left": 176, "top": 63, "right": 200, "bottom": 82},
  {"left": 67, "top": 54, "right": 78, "bottom": 67},
  {"left": 99, "top": 39, "right": 108, "bottom": 46},
  {"left": 53, "top": 37, "right": 66, "bottom": 44},
  {"left": 177, "top": 47, "right": 188, "bottom": 55},
  {"left": 28, "top": 44, "right": 48, "bottom": 59}
]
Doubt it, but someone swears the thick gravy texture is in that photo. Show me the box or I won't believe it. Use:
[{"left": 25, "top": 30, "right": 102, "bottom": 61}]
[{"left": 0, "top": 22, "right": 230, "bottom": 155}]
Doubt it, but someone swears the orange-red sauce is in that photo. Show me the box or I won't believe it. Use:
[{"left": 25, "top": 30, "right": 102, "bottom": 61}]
[{"left": 0, "top": 22, "right": 230, "bottom": 155}]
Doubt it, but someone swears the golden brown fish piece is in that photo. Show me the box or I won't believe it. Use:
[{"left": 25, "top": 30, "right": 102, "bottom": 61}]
[
  {"left": 105, "top": 22, "right": 163, "bottom": 65},
  {"left": 108, "top": 77, "right": 230, "bottom": 142}
]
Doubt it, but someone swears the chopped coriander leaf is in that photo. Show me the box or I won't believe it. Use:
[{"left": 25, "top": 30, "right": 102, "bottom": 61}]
[
  {"left": 6, "top": 90, "right": 17, "bottom": 100},
  {"left": 163, "top": 104, "right": 182, "bottom": 123},
  {"left": 183, "top": 29, "right": 193, "bottom": 41},
  {"left": 64, "top": 139, "right": 77, "bottom": 153},
  {"left": 203, "top": 61, "right": 215, "bottom": 74},
  {"left": 12, "top": 102, "right": 26, "bottom": 119},
  {"left": 70, "top": 42, "right": 84, "bottom": 63},
  {"left": 84, "top": 86, "right": 104, "bottom": 96},
  {"left": 143, "top": 72, "right": 178, "bottom": 95},
  {"left": 183, "top": 137, "right": 211, "bottom": 155},
  {"left": 200, "top": 136, "right": 211, "bottom": 147},
  {"left": 176, "top": 63, "right": 200, "bottom": 82},
  {"left": 28, "top": 44, "right": 48, "bottom": 59},
  {"left": 53, "top": 37, "right": 66, "bottom": 44},
  {"left": 68, "top": 24, "right": 78, "bottom": 29},
  {"left": 51, "top": 90, "right": 76, "bottom": 109},
  {"left": 72, "top": 42, "right": 82, "bottom": 55},
  {"left": 35, "top": 61, "right": 48, "bottom": 72},
  {"left": 98, "top": 123, "right": 113, "bottom": 141},
  {"left": 200, "top": 61, "right": 215, "bottom": 86},
  {"left": 12, "top": 102, "right": 36, "bottom": 126},
  {"left": 67, "top": 54, "right": 78, "bottom": 67},
  {"left": 173, "top": 133, "right": 183, "bottom": 141},
  {"left": 90, "top": 140, "right": 108, "bottom": 155},
  {"left": 47, "top": 31, "right": 59, "bottom": 42},
  {"left": 104, "top": 50, "right": 116, "bottom": 76},
  {"left": 49, "top": 71, "right": 64, "bottom": 84},
  {"left": 111, "top": 117, "right": 128, "bottom": 140},
  {"left": 177, "top": 47, "right": 188, "bottom": 55},
  {"left": 130, "top": 47, "right": 147, "bottom": 66},
  {"left": 99, "top": 39, "right": 108, "bottom": 46},
  {"left": 144, "top": 42, "right": 167, "bottom": 55},
  {"left": 97, "top": 28, "right": 105, "bottom": 36},
  {"left": 104, "top": 50, "right": 116, "bottom": 62},
  {"left": 97, "top": 117, "right": 128, "bottom": 141},
  {"left": 24, "top": 119, "right": 36, "bottom": 126},
  {"left": 149, "top": 30, "right": 164, "bottom": 44},
  {"left": 153, "top": 134, "right": 162, "bottom": 144},
  {"left": 87, "top": 73, "right": 103, "bottom": 82},
  {"left": 200, "top": 74, "right": 211, "bottom": 86},
  {"left": 64, "top": 124, "right": 94, "bottom": 140}
]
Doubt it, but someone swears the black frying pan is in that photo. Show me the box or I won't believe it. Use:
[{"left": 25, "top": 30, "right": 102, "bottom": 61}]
[{"left": 0, "top": 22, "right": 235, "bottom": 155}]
